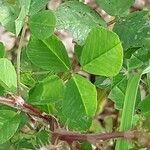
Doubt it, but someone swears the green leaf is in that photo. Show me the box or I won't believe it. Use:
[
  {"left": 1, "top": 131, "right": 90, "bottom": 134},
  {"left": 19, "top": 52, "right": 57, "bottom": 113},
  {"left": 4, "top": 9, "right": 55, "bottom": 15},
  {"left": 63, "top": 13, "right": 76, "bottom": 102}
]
[
  {"left": 36, "top": 130, "right": 50, "bottom": 147},
  {"left": 80, "top": 27, "right": 123, "bottom": 76},
  {"left": 80, "top": 142, "right": 92, "bottom": 150},
  {"left": 0, "top": 3, "right": 16, "bottom": 33},
  {"left": 15, "top": 0, "right": 31, "bottom": 36},
  {"left": 109, "top": 73, "right": 128, "bottom": 110},
  {"left": 138, "top": 95, "right": 150, "bottom": 118},
  {"left": 19, "top": 0, "right": 31, "bottom": 13},
  {"left": 115, "top": 65, "right": 150, "bottom": 149},
  {"left": 29, "top": 10, "right": 56, "bottom": 39},
  {"left": 142, "top": 66, "right": 150, "bottom": 75},
  {"left": 0, "top": 0, "right": 49, "bottom": 34},
  {"left": 20, "top": 47, "right": 43, "bottom": 73},
  {"left": 127, "top": 47, "right": 150, "bottom": 70},
  {"left": 109, "top": 72, "right": 141, "bottom": 110},
  {"left": 55, "top": 1, "right": 106, "bottom": 45},
  {"left": 62, "top": 74, "right": 97, "bottom": 131},
  {"left": 94, "top": 76, "right": 111, "bottom": 90},
  {"left": 96, "top": 89, "right": 107, "bottom": 116},
  {"left": 90, "top": 119, "right": 104, "bottom": 133},
  {"left": 0, "top": 3, "right": 12, "bottom": 23},
  {"left": 16, "top": 139, "right": 34, "bottom": 150},
  {"left": 0, "top": 110, "right": 20, "bottom": 144},
  {"left": 0, "top": 42, "right": 5, "bottom": 58},
  {"left": 21, "top": 72, "right": 35, "bottom": 87},
  {"left": 0, "top": 86, "right": 5, "bottom": 96},
  {"left": 29, "top": 0, "right": 49, "bottom": 16},
  {"left": 0, "top": 58, "right": 17, "bottom": 92},
  {"left": 28, "top": 75, "right": 64, "bottom": 105},
  {"left": 74, "top": 44, "right": 83, "bottom": 62},
  {"left": 124, "top": 47, "right": 140, "bottom": 59},
  {"left": 115, "top": 73, "right": 141, "bottom": 150},
  {"left": 96, "top": 0, "right": 134, "bottom": 16},
  {"left": 26, "top": 35, "right": 71, "bottom": 73},
  {"left": 114, "top": 11, "right": 150, "bottom": 50},
  {"left": 0, "top": 141, "right": 15, "bottom": 150},
  {"left": 15, "top": 7, "right": 26, "bottom": 36}
]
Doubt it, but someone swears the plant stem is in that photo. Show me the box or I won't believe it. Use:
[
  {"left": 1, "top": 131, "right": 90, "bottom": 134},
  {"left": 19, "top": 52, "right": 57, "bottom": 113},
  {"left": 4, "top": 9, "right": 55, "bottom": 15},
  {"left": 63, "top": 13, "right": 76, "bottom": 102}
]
[
  {"left": 53, "top": 130, "right": 150, "bottom": 148},
  {"left": 16, "top": 18, "right": 28, "bottom": 95},
  {"left": 115, "top": 73, "right": 141, "bottom": 150},
  {"left": 0, "top": 96, "right": 58, "bottom": 131},
  {"left": 53, "top": 130, "right": 125, "bottom": 142},
  {"left": 0, "top": 96, "right": 149, "bottom": 148},
  {"left": 107, "top": 18, "right": 116, "bottom": 26}
]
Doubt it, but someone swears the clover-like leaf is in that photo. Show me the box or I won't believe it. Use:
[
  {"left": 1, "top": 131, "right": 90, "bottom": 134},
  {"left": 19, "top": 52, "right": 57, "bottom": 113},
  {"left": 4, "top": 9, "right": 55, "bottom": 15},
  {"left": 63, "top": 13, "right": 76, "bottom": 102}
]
[
  {"left": 26, "top": 35, "right": 71, "bottom": 73},
  {"left": 0, "top": 58, "right": 17, "bottom": 92},
  {"left": 29, "top": 0, "right": 49, "bottom": 16},
  {"left": 29, "top": 10, "right": 56, "bottom": 39},
  {"left": 96, "top": 0, "right": 134, "bottom": 16},
  {"left": 55, "top": 1, "right": 106, "bottom": 45},
  {"left": 80, "top": 27, "right": 123, "bottom": 77},
  {"left": 28, "top": 75, "right": 64, "bottom": 105},
  {"left": 62, "top": 74, "right": 97, "bottom": 131},
  {"left": 0, "top": 110, "right": 20, "bottom": 144},
  {"left": 114, "top": 11, "right": 150, "bottom": 50}
]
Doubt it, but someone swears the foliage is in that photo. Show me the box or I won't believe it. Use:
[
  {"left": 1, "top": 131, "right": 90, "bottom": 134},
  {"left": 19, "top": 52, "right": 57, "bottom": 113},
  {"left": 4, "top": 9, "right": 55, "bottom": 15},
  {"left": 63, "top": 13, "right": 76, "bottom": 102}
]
[{"left": 0, "top": 0, "right": 150, "bottom": 149}]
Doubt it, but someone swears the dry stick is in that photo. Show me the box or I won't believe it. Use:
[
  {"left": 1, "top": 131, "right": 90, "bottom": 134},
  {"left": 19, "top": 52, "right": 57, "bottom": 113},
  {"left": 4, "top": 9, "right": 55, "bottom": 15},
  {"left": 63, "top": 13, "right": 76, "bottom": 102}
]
[{"left": 16, "top": 17, "right": 28, "bottom": 96}]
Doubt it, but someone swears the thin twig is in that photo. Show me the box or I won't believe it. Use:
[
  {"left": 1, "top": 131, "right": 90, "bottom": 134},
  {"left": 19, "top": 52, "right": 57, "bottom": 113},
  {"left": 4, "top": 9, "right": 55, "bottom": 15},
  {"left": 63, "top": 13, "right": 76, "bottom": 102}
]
[{"left": 16, "top": 17, "right": 28, "bottom": 95}]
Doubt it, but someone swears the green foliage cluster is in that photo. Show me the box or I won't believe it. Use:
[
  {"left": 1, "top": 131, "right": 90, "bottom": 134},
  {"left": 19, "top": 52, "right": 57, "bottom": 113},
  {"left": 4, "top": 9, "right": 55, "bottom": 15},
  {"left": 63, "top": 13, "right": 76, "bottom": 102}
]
[{"left": 0, "top": 0, "right": 150, "bottom": 149}]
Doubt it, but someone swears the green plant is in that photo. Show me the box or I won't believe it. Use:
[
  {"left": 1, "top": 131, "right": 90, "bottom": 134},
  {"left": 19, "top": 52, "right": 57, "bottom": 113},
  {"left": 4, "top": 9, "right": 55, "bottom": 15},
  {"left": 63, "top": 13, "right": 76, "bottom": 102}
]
[{"left": 0, "top": 0, "right": 150, "bottom": 149}]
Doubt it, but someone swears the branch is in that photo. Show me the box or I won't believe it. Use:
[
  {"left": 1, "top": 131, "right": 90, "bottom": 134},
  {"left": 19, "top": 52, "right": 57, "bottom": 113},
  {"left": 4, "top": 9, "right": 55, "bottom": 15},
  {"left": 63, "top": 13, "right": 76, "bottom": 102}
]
[
  {"left": 0, "top": 96, "right": 150, "bottom": 148},
  {"left": 54, "top": 129, "right": 150, "bottom": 148},
  {"left": 0, "top": 96, "right": 58, "bottom": 131},
  {"left": 53, "top": 129, "right": 134, "bottom": 143},
  {"left": 16, "top": 17, "right": 28, "bottom": 96}
]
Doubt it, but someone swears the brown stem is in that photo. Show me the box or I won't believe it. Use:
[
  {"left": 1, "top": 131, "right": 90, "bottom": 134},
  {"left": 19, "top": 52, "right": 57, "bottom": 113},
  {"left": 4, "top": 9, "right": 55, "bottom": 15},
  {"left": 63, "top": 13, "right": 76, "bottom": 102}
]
[
  {"left": 53, "top": 129, "right": 131, "bottom": 143},
  {"left": 0, "top": 96, "right": 150, "bottom": 148},
  {"left": 23, "top": 103, "right": 58, "bottom": 130},
  {"left": 107, "top": 18, "right": 116, "bottom": 26},
  {"left": 0, "top": 96, "right": 130, "bottom": 142},
  {"left": 54, "top": 130, "right": 150, "bottom": 148},
  {"left": 0, "top": 96, "right": 58, "bottom": 131}
]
